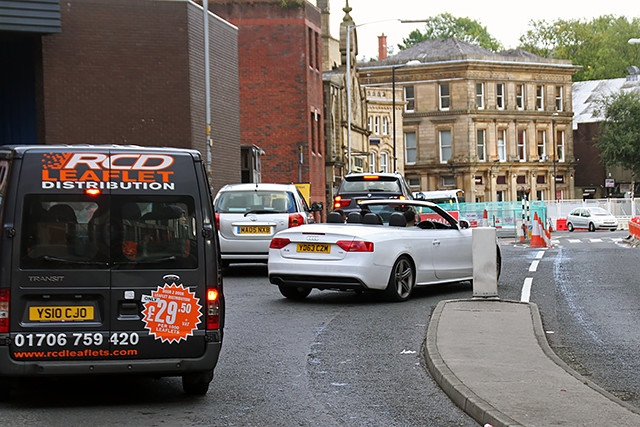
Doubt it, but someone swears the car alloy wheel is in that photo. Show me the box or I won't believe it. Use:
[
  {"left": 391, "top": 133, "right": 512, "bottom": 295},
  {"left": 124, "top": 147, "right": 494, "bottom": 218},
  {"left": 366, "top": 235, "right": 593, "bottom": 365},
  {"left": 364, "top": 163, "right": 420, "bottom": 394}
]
[
  {"left": 588, "top": 222, "right": 596, "bottom": 232},
  {"left": 385, "top": 256, "right": 414, "bottom": 302},
  {"left": 567, "top": 222, "right": 574, "bottom": 232}
]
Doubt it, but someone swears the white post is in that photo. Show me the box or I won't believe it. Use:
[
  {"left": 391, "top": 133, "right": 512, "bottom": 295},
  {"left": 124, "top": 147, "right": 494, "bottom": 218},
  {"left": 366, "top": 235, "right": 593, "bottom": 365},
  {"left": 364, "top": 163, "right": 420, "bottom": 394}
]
[{"left": 472, "top": 227, "right": 498, "bottom": 298}]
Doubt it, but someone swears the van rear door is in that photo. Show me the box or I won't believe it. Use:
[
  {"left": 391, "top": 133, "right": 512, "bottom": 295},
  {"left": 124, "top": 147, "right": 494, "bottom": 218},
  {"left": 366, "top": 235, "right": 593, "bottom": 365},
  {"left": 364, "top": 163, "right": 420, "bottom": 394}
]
[{"left": 11, "top": 149, "right": 114, "bottom": 363}]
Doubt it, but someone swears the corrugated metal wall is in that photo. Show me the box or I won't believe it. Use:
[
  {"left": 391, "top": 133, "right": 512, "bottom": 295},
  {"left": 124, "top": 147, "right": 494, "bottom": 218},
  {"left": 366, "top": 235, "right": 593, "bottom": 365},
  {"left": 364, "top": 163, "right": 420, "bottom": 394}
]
[{"left": 0, "top": 0, "right": 60, "bottom": 33}]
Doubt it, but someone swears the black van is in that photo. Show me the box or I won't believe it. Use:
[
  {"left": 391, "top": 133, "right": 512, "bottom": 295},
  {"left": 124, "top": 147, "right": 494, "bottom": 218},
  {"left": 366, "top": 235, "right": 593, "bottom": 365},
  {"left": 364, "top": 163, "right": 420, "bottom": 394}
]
[{"left": 0, "top": 145, "right": 224, "bottom": 398}]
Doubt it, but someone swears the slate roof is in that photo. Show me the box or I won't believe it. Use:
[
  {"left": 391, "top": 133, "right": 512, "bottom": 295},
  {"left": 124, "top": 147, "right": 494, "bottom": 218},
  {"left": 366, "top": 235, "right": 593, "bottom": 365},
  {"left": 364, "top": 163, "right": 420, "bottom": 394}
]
[{"left": 361, "top": 38, "right": 571, "bottom": 67}]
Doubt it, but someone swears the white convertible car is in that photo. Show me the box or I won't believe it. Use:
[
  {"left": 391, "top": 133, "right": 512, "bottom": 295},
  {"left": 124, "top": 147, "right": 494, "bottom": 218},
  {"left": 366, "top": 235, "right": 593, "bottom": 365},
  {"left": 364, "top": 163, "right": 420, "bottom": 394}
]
[{"left": 268, "top": 200, "right": 501, "bottom": 302}]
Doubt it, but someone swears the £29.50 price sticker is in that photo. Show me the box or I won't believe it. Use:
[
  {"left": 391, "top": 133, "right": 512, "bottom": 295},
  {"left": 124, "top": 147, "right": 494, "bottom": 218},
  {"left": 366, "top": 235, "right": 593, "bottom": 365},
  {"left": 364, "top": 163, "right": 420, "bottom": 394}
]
[{"left": 142, "top": 283, "right": 202, "bottom": 343}]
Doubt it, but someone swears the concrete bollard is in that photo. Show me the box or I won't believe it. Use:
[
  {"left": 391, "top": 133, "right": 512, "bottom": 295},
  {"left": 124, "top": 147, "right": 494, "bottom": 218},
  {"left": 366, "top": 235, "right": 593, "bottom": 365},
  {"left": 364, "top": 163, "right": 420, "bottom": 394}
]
[{"left": 472, "top": 227, "right": 498, "bottom": 298}]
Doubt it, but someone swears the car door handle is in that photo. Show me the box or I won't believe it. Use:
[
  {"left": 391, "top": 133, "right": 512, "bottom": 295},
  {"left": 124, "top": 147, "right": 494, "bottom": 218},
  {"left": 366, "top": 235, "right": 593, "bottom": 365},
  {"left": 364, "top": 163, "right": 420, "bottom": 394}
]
[{"left": 432, "top": 240, "right": 440, "bottom": 246}]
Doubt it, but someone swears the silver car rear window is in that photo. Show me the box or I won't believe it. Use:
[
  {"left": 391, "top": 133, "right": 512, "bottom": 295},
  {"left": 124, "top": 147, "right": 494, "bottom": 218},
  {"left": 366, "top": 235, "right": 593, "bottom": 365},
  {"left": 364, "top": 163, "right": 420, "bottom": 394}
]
[{"left": 216, "top": 191, "right": 295, "bottom": 214}]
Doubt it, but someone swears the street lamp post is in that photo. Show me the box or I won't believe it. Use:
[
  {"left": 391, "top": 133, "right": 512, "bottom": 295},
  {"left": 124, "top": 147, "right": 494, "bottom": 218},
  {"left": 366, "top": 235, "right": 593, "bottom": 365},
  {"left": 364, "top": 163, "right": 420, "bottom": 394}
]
[
  {"left": 391, "top": 60, "right": 421, "bottom": 172},
  {"left": 203, "top": 0, "right": 212, "bottom": 179},
  {"left": 391, "top": 65, "right": 397, "bottom": 172},
  {"left": 345, "top": 19, "right": 427, "bottom": 173},
  {"left": 551, "top": 112, "right": 559, "bottom": 201}
]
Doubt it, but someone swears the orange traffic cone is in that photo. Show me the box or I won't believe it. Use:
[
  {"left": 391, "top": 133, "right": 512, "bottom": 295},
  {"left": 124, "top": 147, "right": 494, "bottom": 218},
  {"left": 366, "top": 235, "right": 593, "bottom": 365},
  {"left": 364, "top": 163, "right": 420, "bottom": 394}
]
[{"left": 529, "top": 213, "right": 547, "bottom": 248}]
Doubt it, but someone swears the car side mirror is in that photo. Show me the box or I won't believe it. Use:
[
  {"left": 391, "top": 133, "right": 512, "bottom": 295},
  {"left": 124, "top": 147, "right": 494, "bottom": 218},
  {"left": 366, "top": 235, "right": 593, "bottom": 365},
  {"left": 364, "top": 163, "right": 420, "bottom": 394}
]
[
  {"left": 310, "top": 202, "right": 323, "bottom": 212},
  {"left": 458, "top": 219, "right": 470, "bottom": 229}
]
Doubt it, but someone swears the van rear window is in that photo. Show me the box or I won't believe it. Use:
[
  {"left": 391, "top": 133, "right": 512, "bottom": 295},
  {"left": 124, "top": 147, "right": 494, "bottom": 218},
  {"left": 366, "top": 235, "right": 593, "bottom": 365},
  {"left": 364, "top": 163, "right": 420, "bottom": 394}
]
[{"left": 20, "top": 195, "right": 197, "bottom": 269}]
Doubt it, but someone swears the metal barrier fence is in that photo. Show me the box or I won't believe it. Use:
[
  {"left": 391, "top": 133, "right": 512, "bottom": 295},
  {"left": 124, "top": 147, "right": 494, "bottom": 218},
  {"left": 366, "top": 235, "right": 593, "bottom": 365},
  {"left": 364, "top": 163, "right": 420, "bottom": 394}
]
[{"left": 446, "top": 198, "right": 638, "bottom": 239}]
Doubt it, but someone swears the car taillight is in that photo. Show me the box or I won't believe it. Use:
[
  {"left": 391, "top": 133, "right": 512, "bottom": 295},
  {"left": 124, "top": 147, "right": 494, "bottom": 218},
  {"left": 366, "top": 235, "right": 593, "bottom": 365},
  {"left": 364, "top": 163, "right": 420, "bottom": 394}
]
[
  {"left": 336, "top": 240, "right": 374, "bottom": 252},
  {"left": 214, "top": 213, "right": 220, "bottom": 229},
  {"left": 0, "top": 289, "right": 9, "bottom": 333},
  {"left": 206, "top": 287, "right": 220, "bottom": 330},
  {"left": 399, "top": 196, "right": 407, "bottom": 201},
  {"left": 270, "top": 237, "right": 290, "bottom": 249},
  {"left": 333, "top": 196, "right": 351, "bottom": 209},
  {"left": 289, "top": 213, "right": 305, "bottom": 227}
]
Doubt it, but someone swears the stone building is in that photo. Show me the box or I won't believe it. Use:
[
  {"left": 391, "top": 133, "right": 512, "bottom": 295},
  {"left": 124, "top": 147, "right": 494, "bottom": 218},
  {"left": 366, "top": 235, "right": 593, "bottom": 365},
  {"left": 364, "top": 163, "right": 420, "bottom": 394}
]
[
  {"left": 364, "top": 84, "right": 404, "bottom": 174},
  {"left": 359, "top": 38, "right": 581, "bottom": 202},
  {"left": 319, "top": 0, "right": 369, "bottom": 204}
]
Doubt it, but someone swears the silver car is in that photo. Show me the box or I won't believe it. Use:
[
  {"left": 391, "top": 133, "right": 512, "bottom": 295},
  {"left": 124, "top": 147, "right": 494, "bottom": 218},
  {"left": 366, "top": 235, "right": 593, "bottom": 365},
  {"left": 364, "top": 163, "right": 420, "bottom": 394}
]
[
  {"left": 566, "top": 206, "right": 618, "bottom": 232},
  {"left": 214, "top": 183, "right": 320, "bottom": 266}
]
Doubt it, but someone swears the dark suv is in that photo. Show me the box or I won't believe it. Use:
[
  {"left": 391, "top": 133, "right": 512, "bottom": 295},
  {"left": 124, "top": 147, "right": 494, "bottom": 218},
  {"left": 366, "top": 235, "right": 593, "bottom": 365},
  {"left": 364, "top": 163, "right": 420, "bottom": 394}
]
[{"left": 332, "top": 172, "right": 413, "bottom": 215}]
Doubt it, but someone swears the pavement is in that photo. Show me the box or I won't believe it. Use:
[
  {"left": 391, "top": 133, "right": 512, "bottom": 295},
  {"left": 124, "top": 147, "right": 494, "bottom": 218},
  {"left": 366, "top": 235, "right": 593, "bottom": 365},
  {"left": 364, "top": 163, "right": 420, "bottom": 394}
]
[{"left": 425, "top": 298, "right": 640, "bottom": 427}]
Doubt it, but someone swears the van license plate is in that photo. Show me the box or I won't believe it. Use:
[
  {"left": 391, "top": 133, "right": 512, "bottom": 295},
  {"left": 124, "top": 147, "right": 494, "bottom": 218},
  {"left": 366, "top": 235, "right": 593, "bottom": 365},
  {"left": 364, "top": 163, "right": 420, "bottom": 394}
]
[
  {"left": 29, "top": 306, "right": 95, "bottom": 321},
  {"left": 296, "top": 243, "right": 330, "bottom": 253},
  {"left": 239, "top": 226, "right": 271, "bottom": 234}
]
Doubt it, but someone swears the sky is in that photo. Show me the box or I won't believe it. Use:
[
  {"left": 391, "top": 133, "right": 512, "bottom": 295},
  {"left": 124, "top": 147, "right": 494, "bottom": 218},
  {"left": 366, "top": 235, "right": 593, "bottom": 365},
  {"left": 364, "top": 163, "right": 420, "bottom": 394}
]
[{"left": 324, "top": 0, "right": 640, "bottom": 60}]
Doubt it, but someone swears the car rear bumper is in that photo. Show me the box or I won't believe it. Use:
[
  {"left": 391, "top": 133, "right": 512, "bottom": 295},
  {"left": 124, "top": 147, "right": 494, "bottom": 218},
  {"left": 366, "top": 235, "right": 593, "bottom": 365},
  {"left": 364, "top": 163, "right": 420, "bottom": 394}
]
[
  {"left": 0, "top": 341, "right": 222, "bottom": 377},
  {"left": 219, "top": 235, "right": 270, "bottom": 261},
  {"left": 268, "top": 258, "right": 389, "bottom": 291}
]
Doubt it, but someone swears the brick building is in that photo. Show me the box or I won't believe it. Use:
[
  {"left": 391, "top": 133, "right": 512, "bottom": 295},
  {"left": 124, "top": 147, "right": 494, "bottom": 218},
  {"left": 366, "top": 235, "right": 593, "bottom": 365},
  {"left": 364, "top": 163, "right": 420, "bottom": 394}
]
[
  {"left": 572, "top": 76, "right": 640, "bottom": 199},
  {"left": 0, "top": 0, "right": 240, "bottom": 191},
  {"left": 210, "top": 0, "right": 326, "bottom": 214}
]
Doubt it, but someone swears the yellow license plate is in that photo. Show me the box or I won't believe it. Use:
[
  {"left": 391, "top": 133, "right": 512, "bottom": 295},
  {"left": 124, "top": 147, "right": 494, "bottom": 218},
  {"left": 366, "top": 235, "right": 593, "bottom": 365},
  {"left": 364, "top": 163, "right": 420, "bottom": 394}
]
[
  {"left": 239, "top": 226, "right": 272, "bottom": 235},
  {"left": 296, "top": 243, "right": 330, "bottom": 253},
  {"left": 29, "top": 306, "right": 95, "bottom": 321}
]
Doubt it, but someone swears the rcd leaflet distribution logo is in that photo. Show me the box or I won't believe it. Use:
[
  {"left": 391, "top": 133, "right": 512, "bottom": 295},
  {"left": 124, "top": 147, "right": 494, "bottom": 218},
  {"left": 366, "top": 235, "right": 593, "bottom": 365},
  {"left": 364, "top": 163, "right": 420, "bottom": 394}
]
[{"left": 40, "top": 152, "right": 176, "bottom": 190}]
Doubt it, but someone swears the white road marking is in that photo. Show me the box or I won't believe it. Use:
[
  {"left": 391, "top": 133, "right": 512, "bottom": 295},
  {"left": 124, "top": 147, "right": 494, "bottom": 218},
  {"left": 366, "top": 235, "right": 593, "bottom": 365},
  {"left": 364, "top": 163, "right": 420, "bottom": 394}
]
[
  {"left": 521, "top": 277, "right": 533, "bottom": 302},
  {"left": 529, "top": 260, "right": 539, "bottom": 272},
  {"left": 589, "top": 238, "right": 603, "bottom": 243},
  {"left": 535, "top": 250, "right": 545, "bottom": 259},
  {"left": 567, "top": 239, "right": 581, "bottom": 243}
]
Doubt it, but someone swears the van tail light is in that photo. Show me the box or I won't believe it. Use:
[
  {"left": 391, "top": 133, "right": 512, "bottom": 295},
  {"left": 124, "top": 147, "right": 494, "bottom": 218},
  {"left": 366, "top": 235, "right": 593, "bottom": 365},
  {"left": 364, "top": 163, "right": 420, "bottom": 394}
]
[
  {"left": 206, "top": 287, "right": 220, "bottom": 330},
  {"left": 333, "top": 196, "right": 351, "bottom": 209},
  {"left": 0, "top": 289, "right": 9, "bottom": 333},
  {"left": 336, "top": 240, "right": 374, "bottom": 252},
  {"left": 269, "top": 237, "right": 290, "bottom": 249},
  {"left": 288, "top": 213, "right": 305, "bottom": 227}
]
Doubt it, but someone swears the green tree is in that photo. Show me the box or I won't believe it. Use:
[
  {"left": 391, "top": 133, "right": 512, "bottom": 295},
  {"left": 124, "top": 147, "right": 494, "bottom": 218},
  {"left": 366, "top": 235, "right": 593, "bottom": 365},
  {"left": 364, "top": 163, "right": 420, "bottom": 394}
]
[
  {"left": 593, "top": 91, "right": 640, "bottom": 191},
  {"left": 519, "top": 16, "right": 640, "bottom": 81},
  {"left": 399, "top": 13, "right": 503, "bottom": 52}
]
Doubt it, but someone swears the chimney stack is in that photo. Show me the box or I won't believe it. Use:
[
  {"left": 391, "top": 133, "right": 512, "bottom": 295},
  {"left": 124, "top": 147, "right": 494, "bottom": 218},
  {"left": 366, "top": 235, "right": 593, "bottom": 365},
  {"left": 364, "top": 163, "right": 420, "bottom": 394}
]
[{"left": 378, "top": 33, "right": 388, "bottom": 60}]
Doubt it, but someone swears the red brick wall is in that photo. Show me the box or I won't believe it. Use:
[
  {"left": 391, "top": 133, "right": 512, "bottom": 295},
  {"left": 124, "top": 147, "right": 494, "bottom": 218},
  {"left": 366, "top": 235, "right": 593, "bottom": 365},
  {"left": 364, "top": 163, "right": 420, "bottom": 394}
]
[
  {"left": 573, "top": 122, "right": 605, "bottom": 188},
  {"left": 39, "top": 0, "right": 241, "bottom": 191},
  {"left": 211, "top": 0, "right": 326, "bottom": 216}
]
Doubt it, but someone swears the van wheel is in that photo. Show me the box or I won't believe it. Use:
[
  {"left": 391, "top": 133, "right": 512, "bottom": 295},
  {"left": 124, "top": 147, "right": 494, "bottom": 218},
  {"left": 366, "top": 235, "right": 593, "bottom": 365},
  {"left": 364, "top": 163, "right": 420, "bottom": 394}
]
[
  {"left": 182, "top": 370, "right": 213, "bottom": 396},
  {"left": 278, "top": 285, "right": 311, "bottom": 300},
  {"left": 0, "top": 380, "right": 10, "bottom": 401},
  {"left": 0, "top": 388, "right": 9, "bottom": 401}
]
